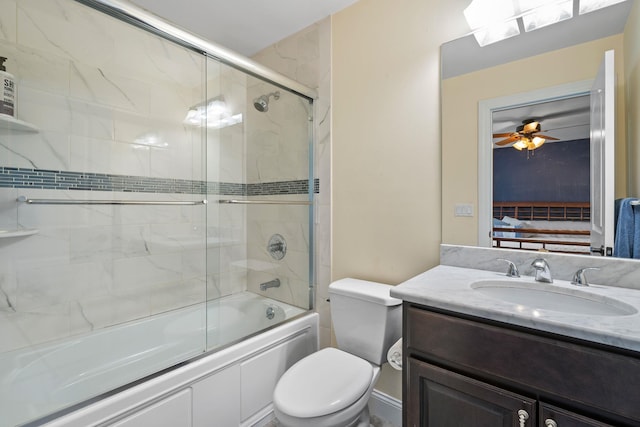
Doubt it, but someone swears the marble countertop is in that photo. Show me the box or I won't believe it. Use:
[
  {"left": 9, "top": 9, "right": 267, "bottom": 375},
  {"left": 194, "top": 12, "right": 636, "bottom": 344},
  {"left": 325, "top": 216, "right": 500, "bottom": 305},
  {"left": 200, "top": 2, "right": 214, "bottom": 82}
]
[{"left": 391, "top": 265, "right": 640, "bottom": 353}]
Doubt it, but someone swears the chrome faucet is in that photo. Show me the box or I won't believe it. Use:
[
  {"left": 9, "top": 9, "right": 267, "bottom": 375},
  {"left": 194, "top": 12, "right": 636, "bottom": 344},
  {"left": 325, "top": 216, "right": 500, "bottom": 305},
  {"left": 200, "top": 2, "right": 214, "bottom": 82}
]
[
  {"left": 497, "top": 258, "right": 520, "bottom": 278},
  {"left": 260, "top": 278, "right": 281, "bottom": 291},
  {"left": 571, "top": 267, "right": 600, "bottom": 287},
  {"left": 531, "top": 258, "right": 553, "bottom": 283}
]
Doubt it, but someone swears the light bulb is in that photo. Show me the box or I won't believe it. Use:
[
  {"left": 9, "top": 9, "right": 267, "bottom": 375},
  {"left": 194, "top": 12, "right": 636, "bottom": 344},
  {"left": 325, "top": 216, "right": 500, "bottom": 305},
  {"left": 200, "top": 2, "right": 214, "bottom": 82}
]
[{"left": 532, "top": 136, "right": 546, "bottom": 148}]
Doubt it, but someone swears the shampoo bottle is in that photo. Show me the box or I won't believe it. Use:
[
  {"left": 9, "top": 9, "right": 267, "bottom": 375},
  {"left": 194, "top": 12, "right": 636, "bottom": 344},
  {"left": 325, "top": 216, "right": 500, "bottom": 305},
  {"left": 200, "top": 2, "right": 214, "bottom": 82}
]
[{"left": 0, "top": 56, "right": 16, "bottom": 119}]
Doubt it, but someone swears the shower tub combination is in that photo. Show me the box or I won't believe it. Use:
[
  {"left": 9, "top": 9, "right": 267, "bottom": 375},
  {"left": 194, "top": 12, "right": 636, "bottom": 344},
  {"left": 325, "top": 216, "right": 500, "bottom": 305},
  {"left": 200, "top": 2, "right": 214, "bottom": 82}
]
[
  {"left": 0, "top": 294, "right": 316, "bottom": 427},
  {"left": 0, "top": 0, "right": 317, "bottom": 426}
]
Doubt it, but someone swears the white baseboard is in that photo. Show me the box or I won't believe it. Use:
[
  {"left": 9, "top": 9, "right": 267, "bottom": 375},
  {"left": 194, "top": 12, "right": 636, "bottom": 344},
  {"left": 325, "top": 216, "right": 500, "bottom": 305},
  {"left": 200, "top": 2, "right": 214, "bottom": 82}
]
[
  {"left": 369, "top": 389, "right": 402, "bottom": 427},
  {"left": 245, "top": 404, "right": 276, "bottom": 427},
  {"left": 251, "top": 390, "right": 402, "bottom": 427}
]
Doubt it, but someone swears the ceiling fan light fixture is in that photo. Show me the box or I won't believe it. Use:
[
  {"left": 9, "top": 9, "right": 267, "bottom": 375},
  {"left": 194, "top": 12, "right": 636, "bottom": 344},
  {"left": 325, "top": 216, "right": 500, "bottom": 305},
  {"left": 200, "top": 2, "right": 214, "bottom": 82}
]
[
  {"left": 513, "top": 139, "right": 528, "bottom": 150},
  {"left": 579, "top": 0, "right": 627, "bottom": 15},
  {"left": 520, "top": 120, "right": 541, "bottom": 133},
  {"left": 532, "top": 136, "right": 546, "bottom": 148},
  {"left": 520, "top": 0, "right": 574, "bottom": 32}
]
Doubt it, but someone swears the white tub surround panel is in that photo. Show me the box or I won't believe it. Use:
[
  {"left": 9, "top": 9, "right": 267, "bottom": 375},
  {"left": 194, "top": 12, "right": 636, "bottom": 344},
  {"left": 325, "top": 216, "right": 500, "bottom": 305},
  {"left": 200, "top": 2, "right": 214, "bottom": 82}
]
[
  {"left": 0, "top": 294, "right": 311, "bottom": 427},
  {"left": 36, "top": 313, "right": 318, "bottom": 427}
]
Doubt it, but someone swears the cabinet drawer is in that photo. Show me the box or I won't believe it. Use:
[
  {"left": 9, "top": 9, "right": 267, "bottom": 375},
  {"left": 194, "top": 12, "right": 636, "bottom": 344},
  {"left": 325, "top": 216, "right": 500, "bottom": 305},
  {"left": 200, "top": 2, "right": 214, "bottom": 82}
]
[
  {"left": 406, "top": 305, "right": 640, "bottom": 423},
  {"left": 541, "top": 403, "right": 614, "bottom": 427}
]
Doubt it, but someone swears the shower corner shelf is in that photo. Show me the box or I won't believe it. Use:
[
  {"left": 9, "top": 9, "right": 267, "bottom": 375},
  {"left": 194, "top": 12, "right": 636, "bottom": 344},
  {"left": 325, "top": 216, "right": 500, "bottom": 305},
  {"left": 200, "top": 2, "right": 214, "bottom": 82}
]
[
  {"left": 0, "top": 228, "right": 39, "bottom": 239},
  {"left": 0, "top": 116, "right": 39, "bottom": 133}
]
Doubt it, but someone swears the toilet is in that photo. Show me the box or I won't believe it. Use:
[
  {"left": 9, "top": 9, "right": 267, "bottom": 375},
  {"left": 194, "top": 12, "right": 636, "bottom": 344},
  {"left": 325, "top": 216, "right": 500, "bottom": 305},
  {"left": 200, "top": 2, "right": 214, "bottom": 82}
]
[{"left": 273, "top": 278, "right": 402, "bottom": 427}]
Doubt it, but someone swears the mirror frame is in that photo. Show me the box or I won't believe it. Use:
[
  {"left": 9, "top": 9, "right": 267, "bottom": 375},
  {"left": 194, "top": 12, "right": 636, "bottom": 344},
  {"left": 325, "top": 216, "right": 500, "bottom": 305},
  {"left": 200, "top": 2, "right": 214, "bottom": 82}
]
[{"left": 477, "top": 80, "right": 594, "bottom": 247}]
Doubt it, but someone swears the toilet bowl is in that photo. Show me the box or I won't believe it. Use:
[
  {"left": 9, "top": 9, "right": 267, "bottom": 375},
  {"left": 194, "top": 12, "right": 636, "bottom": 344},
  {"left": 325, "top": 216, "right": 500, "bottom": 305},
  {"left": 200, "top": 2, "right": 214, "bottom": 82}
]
[{"left": 272, "top": 279, "right": 402, "bottom": 427}]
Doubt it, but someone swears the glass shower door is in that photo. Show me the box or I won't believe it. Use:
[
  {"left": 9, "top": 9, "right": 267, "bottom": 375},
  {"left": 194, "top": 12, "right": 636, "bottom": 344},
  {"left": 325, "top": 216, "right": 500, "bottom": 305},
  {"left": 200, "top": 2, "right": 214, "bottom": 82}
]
[
  {"left": 0, "top": 2, "right": 209, "bottom": 424},
  {"left": 205, "top": 59, "right": 314, "bottom": 351}
]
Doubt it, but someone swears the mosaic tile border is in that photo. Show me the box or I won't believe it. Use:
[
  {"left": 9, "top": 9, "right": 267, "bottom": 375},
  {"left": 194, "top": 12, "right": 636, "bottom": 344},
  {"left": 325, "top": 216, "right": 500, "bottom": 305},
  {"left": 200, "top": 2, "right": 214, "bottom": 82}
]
[{"left": 0, "top": 167, "right": 319, "bottom": 196}]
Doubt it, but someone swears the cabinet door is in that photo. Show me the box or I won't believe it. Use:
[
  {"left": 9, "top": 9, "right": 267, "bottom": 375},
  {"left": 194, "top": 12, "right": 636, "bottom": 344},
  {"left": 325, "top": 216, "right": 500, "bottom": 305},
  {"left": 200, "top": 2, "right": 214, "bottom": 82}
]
[
  {"left": 407, "top": 358, "right": 535, "bottom": 427},
  {"left": 540, "top": 403, "right": 615, "bottom": 427}
]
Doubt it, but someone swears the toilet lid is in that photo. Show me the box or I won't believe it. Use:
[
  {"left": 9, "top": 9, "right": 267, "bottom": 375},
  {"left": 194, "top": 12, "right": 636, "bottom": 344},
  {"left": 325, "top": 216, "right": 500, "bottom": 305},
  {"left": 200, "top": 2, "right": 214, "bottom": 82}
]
[{"left": 274, "top": 347, "right": 373, "bottom": 418}]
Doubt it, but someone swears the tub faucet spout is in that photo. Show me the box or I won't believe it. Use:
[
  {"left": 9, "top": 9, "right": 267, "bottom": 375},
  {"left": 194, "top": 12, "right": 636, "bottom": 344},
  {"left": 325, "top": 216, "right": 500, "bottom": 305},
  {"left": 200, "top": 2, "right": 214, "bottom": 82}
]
[{"left": 260, "top": 278, "right": 281, "bottom": 291}]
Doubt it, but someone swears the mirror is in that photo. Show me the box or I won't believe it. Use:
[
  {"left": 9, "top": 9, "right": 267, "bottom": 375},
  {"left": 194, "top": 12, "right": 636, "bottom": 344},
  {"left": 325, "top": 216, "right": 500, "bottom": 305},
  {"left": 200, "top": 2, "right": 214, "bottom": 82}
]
[{"left": 441, "top": 0, "right": 639, "bottom": 258}]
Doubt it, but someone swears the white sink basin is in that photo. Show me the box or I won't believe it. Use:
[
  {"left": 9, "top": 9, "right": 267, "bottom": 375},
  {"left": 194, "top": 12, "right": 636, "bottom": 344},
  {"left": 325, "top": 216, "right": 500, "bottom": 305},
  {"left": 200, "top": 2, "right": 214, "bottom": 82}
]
[{"left": 471, "top": 280, "right": 638, "bottom": 316}]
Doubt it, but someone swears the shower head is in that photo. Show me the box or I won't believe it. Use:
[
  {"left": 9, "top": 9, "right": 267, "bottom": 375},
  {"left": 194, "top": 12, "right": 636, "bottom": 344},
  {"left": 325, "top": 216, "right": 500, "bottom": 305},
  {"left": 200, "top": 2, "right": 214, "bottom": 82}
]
[{"left": 253, "top": 91, "right": 280, "bottom": 112}]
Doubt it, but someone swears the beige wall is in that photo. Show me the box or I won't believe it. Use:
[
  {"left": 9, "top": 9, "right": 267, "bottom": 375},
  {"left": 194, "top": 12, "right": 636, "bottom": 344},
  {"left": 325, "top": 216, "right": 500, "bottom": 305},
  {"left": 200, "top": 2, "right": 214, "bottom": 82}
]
[
  {"left": 441, "top": 35, "right": 627, "bottom": 246},
  {"left": 331, "top": 0, "right": 468, "bottom": 399},
  {"left": 626, "top": 0, "right": 640, "bottom": 196},
  {"left": 331, "top": 0, "right": 464, "bottom": 284}
]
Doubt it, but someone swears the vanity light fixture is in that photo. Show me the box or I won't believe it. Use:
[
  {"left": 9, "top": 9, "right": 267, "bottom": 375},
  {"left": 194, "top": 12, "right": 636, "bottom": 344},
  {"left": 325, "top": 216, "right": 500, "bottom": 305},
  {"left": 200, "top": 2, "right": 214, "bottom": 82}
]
[
  {"left": 184, "top": 95, "right": 243, "bottom": 129},
  {"left": 519, "top": 0, "right": 573, "bottom": 32},
  {"left": 464, "top": 0, "right": 520, "bottom": 47},
  {"left": 579, "top": 0, "right": 627, "bottom": 15},
  {"left": 464, "top": 0, "right": 628, "bottom": 46}
]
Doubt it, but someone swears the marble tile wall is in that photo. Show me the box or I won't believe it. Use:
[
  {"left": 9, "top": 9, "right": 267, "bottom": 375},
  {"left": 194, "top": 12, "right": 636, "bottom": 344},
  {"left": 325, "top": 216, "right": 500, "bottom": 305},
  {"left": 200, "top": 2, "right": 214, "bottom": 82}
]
[
  {"left": 1, "top": 0, "right": 205, "bottom": 180},
  {"left": 0, "top": 0, "right": 204, "bottom": 353},
  {"left": 205, "top": 62, "right": 315, "bottom": 312},
  {"left": 251, "top": 17, "right": 332, "bottom": 346},
  {"left": 243, "top": 74, "right": 313, "bottom": 311},
  {"left": 0, "top": 0, "right": 317, "bottom": 354},
  {"left": 245, "top": 196, "right": 312, "bottom": 309},
  {"left": 205, "top": 63, "right": 248, "bottom": 305},
  {"left": 0, "top": 187, "right": 207, "bottom": 352}
]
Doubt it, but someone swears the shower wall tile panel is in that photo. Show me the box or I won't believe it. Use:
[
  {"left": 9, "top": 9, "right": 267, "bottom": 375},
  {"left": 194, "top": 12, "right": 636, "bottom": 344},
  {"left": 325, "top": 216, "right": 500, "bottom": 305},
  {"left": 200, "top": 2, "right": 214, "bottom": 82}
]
[
  {"left": 0, "top": 0, "right": 207, "bottom": 354},
  {"left": 245, "top": 197, "right": 311, "bottom": 309},
  {"left": 250, "top": 18, "right": 330, "bottom": 315},
  {"left": 0, "top": 0, "right": 316, "bottom": 356},
  {"left": 0, "top": 187, "right": 209, "bottom": 353}
]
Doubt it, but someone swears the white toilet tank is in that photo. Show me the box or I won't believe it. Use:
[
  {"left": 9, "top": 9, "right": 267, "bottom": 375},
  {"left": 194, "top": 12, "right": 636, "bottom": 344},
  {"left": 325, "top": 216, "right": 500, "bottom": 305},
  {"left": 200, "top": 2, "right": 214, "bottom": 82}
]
[{"left": 329, "top": 278, "right": 402, "bottom": 365}]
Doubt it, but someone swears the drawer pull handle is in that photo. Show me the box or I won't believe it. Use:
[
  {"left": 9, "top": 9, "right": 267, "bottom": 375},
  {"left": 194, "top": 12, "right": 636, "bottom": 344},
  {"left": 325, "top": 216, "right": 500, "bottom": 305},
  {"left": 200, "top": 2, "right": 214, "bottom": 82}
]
[
  {"left": 545, "top": 419, "right": 558, "bottom": 427},
  {"left": 518, "top": 409, "right": 529, "bottom": 427}
]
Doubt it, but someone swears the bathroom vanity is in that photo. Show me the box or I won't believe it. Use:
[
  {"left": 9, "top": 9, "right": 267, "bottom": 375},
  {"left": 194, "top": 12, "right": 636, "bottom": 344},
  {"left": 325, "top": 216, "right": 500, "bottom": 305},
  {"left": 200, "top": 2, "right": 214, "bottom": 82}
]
[{"left": 391, "top": 263, "right": 640, "bottom": 427}]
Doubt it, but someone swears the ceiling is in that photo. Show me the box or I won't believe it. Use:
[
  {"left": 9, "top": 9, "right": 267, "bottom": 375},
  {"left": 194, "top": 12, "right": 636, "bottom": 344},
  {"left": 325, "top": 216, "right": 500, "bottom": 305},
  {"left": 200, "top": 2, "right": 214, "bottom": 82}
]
[{"left": 128, "top": 0, "right": 359, "bottom": 57}]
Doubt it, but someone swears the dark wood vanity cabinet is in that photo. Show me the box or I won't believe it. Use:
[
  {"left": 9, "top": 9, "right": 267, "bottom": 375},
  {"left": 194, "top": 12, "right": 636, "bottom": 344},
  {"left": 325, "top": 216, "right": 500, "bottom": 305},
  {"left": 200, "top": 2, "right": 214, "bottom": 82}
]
[
  {"left": 403, "top": 303, "right": 640, "bottom": 427},
  {"left": 409, "top": 358, "right": 536, "bottom": 426},
  {"left": 539, "top": 404, "right": 613, "bottom": 427}
]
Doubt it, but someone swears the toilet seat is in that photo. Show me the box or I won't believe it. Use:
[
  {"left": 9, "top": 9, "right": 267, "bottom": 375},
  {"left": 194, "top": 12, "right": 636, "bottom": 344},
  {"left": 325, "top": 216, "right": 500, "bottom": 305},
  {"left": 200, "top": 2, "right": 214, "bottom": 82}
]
[{"left": 273, "top": 347, "right": 373, "bottom": 418}]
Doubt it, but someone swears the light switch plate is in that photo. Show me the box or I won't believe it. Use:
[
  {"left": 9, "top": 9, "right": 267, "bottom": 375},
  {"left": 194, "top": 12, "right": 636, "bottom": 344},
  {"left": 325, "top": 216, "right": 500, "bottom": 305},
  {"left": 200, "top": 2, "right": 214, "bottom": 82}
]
[{"left": 454, "top": 204, "right": 474, "bottom": 217}]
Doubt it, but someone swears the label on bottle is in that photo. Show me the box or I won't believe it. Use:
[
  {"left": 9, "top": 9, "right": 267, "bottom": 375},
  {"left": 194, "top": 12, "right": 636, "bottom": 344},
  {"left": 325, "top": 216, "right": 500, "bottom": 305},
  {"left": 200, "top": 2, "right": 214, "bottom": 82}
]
[{"left": 1, "top": 73, "right": 16, "bottom": 118}]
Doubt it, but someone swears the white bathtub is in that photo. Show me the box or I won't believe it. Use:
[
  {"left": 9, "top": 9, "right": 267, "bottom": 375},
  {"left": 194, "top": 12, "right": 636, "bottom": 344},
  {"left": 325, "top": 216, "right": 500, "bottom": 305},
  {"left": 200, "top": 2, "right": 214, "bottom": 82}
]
[{"left": 0, "top": 292, "right": 312, "bottom": 427}]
